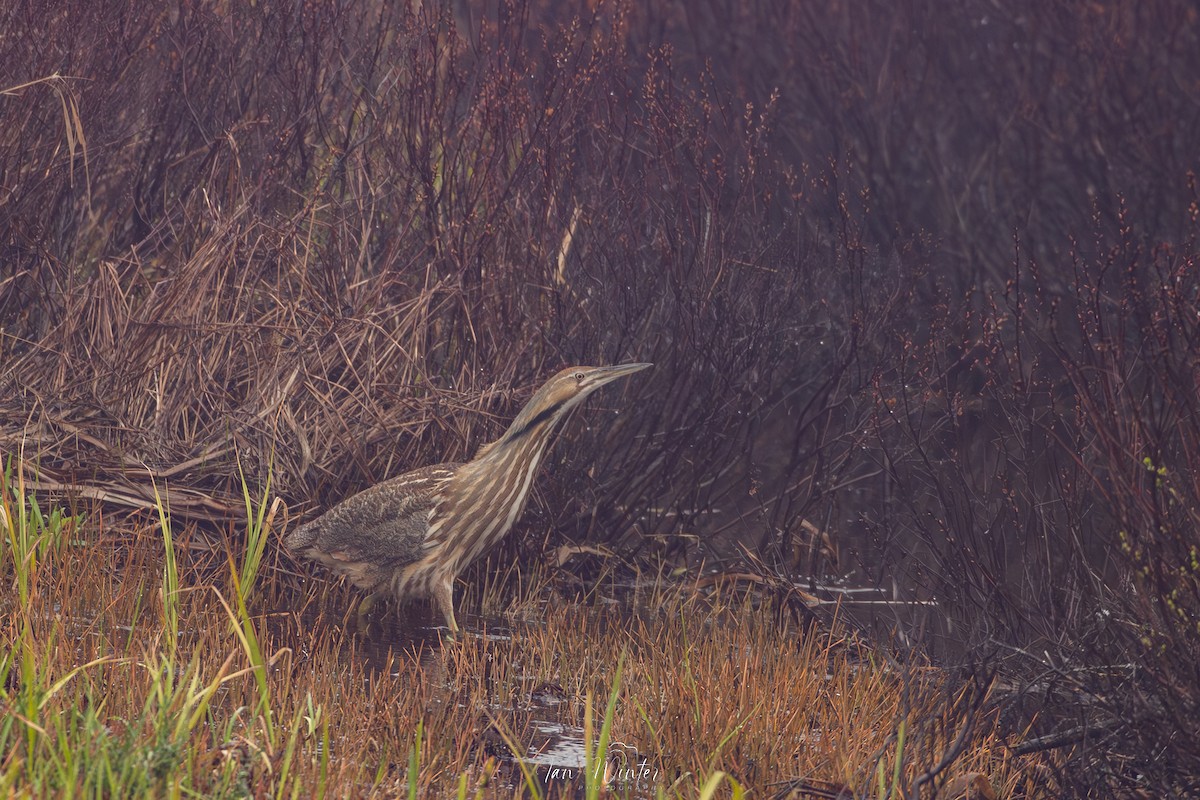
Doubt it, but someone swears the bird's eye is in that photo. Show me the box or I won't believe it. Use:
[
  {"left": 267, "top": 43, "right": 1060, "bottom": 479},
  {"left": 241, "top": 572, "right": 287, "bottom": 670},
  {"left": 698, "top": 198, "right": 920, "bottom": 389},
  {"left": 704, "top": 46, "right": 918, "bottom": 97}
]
[{"left": 574, "top": 371, "right": 585, "bottom": 382}]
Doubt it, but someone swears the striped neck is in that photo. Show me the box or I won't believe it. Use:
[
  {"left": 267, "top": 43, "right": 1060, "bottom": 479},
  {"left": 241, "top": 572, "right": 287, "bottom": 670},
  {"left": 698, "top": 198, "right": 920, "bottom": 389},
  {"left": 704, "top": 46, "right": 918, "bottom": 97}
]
[
  {"left": 426, "top": 402, "right": 577, "bottom": 564},
  {"left": 464, "top": 397, "right": 573, "bottom": 481}
]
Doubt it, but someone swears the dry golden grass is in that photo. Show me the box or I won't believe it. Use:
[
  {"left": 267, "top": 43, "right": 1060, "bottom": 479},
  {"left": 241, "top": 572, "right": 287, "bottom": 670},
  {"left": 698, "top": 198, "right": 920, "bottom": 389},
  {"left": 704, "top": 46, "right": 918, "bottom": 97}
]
[{"left": 1, "top": 471, "right": 1057, "bottom": 799}]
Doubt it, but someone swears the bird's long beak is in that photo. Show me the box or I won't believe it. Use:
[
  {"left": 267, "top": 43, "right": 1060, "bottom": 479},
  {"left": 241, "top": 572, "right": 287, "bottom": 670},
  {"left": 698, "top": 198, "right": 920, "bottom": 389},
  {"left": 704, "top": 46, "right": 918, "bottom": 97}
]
[{"left": 583, "top": 362, "right": 652, "bottom": 391}]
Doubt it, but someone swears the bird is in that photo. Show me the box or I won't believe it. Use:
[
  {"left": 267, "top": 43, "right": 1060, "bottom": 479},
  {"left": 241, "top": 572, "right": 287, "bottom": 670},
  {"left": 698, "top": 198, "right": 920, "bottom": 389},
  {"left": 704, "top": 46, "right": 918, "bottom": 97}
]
[{"left": 285, "top": 363, "right": 651, "bottom": 633}]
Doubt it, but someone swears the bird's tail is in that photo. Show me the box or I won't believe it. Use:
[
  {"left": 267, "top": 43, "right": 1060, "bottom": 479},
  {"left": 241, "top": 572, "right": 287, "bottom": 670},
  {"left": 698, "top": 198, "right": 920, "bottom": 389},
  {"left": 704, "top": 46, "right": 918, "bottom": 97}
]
[{"left": 283, "top": 518, "right": 320, "bottom": 551}]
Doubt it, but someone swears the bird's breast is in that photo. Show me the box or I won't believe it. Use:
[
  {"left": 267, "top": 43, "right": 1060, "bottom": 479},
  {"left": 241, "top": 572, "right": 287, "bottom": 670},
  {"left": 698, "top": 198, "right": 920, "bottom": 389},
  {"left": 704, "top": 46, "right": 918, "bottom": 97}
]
[{"left": 426, "top": 439, "right": 549, "bottom": 572}]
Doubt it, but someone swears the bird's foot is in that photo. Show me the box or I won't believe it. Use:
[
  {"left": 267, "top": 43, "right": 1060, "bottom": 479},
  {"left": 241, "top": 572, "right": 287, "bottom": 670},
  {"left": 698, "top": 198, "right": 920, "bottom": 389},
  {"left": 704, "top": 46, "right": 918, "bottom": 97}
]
[{"left": 357, "top": 591, "right": 382, "bottom": 617}]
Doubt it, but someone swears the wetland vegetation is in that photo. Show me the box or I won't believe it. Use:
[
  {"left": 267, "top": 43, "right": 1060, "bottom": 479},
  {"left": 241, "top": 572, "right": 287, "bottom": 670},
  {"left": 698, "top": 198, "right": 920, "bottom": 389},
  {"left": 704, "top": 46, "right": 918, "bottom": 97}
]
[
  {"left": 3, "top": 1, "right": 1198, "bottom": 796},
  {"left": 1, "top": 466, "right": 1052, "bottom": 797}
]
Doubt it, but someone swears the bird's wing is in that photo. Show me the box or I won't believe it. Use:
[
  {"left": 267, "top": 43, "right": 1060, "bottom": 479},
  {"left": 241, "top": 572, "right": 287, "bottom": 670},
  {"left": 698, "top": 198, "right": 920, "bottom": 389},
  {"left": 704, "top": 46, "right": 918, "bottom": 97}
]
[{"left": 286, "top": 463, "right": 460, "bottom": 584}]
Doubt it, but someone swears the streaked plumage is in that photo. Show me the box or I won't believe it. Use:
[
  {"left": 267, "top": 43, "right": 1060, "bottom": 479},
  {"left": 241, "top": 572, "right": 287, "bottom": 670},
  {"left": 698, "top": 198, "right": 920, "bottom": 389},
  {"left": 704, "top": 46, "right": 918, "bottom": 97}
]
[{"left": 285, "top": 363, "right": 651, "bottom": 632}]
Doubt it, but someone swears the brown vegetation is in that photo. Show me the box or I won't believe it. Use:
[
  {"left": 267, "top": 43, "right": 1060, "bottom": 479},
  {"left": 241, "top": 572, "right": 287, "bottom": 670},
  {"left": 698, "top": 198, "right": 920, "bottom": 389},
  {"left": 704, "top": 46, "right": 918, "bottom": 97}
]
[
  {"left": 0, "top": 497, "right": 1055, "bottom": 796},
  {"left": 2, "top": 0, "right": 1198, "bottom": 795}
]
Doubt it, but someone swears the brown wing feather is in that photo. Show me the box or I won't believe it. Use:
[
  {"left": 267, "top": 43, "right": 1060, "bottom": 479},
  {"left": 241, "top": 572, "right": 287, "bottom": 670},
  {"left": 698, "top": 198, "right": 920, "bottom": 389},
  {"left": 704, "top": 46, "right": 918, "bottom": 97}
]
[{"left": 285, "top": 463, "right": 460, "bottom": 589}]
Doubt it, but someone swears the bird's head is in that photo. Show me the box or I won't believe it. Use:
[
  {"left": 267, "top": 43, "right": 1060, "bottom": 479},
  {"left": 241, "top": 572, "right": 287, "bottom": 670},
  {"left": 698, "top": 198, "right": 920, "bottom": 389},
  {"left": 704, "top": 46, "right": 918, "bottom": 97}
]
[
  {"left": 538, "top": 363, "right": 653, "bottom": 414},
  {"left": 487, "top": 362, "right": 652, "bottom": 451}
]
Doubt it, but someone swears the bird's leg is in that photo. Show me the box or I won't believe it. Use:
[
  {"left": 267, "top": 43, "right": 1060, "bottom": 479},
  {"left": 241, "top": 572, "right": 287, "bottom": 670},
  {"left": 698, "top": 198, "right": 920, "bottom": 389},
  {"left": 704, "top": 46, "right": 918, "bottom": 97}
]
[{"left": 433, "top": 576, "right": 459, "bottom": 634}]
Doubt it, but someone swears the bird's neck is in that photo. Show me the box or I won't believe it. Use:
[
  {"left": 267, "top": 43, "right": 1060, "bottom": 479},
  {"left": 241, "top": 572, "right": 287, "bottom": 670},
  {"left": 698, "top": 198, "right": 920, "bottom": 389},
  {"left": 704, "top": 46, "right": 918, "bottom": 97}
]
[
  {"left": 444, "top": 409, "right": 563, "bottom": 539},
  {"left": 470, "top": 419, "right": 555, "bottom": 468},
  {"left": 470, "top": 397, "right": 572, "bottom": 465},
  {"left": 502, "top": 398, "right": 568, "bottom": 444}
]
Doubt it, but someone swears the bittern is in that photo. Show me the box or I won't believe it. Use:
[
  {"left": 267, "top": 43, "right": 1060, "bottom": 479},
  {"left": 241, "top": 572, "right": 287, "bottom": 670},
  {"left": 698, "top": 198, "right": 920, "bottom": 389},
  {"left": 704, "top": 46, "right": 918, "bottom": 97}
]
[{"left": 285, "top": 363, "right": 651, "bottom": 633}]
